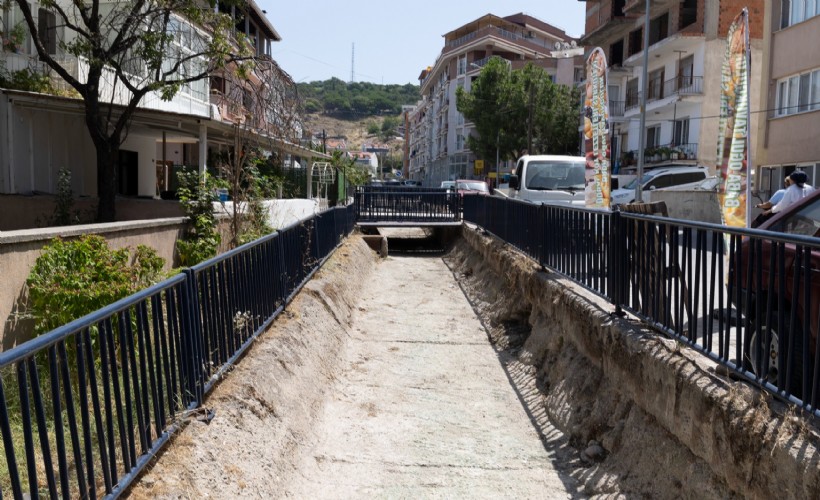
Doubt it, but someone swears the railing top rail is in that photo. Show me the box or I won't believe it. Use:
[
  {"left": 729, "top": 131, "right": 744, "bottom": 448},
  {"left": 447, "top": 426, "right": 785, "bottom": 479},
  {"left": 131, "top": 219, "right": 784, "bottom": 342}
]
[
  {"left": 189, "top": 205, "right": 348, "bottom": 273},
  {"left": 619, "top": 209, "right": 820, "bottom": 247},
  {"left": 0, "top": 272, "right": 187, "bottom": 368}
]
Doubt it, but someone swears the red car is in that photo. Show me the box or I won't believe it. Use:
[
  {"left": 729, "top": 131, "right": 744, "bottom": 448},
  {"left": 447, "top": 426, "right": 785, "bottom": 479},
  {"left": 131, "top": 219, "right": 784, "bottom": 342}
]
[{"left": 735, "top": 188, "right": 820, "bottom": 395}]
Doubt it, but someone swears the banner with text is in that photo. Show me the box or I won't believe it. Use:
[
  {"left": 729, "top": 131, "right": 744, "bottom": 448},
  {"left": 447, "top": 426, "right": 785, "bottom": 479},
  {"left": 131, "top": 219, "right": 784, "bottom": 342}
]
[
  {"left": 584, "top": 48, "right": 611, "bottom": 208},
  {"left": 717, "top": 9, "right": 751, "bottom": 228}
]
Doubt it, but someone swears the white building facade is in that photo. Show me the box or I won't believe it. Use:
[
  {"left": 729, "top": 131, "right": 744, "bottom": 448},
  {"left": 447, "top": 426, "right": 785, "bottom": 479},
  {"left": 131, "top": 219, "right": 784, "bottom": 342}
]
[{"left": 408, "top": 13, "right": 585, "bottom": 187}]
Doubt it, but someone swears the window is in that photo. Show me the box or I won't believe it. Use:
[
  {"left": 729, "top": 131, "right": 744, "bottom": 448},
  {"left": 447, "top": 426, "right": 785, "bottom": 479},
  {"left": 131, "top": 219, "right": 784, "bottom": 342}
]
[
  {"left": 610, "top": 39, "right": 624, "bottom": 66},
  {"left": 782, "top": 0, "right": 820, "bottom": 28},
  {"left": 574, "top": 67, "right": 584, "bottom": 84},
  {"left": 456, "top": 134, "right": 465, "bottom": 151},
  {"left": 673, "top": 119, "right": 690, "bottom": 145},
  {"left": 775, "top": 68, "right": 820, "bottom": 116},
  {"left": 626, "top": 78, "right": 639, "bottom": 107},
  {"left": 37, "top": 8, "right": 57, "bottom": 55},
  {"left": 680, "top": 0, "right": 697, "bottom": 28},
  {"left": 211, "top": 75, "right": 226, "bottom": 94},
  {"left": 647, "top": 68, "right": 664, "bottom": 100},
  {"left": 678, "top": 55, "right": 694, "bottom": 89},
  {"left": 628, "top": 28, "right": 643, "bottom": 57},
  {"left": 646, "top": 125, "right": 660, "bottom": 148},
  {"left": 648, "top": 13, "right": 669, "bottom": 46},
  {"left": 457, "top": 57, "right": 466, "bottom": 76}
]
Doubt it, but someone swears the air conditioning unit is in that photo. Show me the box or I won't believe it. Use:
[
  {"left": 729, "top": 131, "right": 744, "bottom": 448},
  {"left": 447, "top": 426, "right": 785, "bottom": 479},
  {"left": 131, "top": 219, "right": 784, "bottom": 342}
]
[{"left": 209, "top": 104, "right": 220, "bottom": 120}]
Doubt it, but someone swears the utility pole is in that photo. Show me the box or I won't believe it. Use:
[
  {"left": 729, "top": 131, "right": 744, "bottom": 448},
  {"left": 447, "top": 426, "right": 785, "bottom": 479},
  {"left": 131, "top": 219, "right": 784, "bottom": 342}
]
[
  {"left": 496, "top": 129, "right": 500, "bottom": 189},
  {"left": 636, "top": 0, "right": 651, "bottom": 203},
  {"left": 527, "top": 82, "right": 535, "bottom": 153}
]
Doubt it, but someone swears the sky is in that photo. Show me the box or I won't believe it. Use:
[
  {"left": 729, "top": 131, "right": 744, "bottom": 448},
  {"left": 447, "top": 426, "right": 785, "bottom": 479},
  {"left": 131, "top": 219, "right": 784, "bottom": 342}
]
[{"left": 257, "top": 1, "right": 588, "bottom": 86}]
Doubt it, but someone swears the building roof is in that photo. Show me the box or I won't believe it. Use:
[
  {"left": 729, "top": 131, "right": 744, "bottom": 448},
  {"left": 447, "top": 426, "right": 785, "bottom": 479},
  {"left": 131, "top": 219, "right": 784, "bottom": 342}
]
[{"left": 246, "top": 0, "right": 281, "bottom": 41}]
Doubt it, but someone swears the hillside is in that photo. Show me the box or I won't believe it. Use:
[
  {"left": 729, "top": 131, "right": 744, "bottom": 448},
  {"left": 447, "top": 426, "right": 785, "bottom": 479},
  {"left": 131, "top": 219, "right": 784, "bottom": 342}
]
[
  {"left": 304, "top": 114, "right": 405, "bottom": 161},
  {"left": 297, "top": 78, "right": 419, "bottom": 118}
]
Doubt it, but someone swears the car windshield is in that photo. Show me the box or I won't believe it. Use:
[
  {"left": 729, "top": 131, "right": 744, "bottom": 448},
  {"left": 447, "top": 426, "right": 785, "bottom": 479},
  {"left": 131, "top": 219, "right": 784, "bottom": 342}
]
[
  {"left": 441, "top": 182, "right": 455, "bottom": 189},
  {"left": 524, "top": 161, "right": 585, "bottom": 190},
  {"left": 457, "top": 181, "right": 489, "bottom": 193},
  {"left": 624, "top": 171, "right": 658, "bottom": 190},
  {"left": 770, "top": 196, "right": 820, "bottom": 237}
]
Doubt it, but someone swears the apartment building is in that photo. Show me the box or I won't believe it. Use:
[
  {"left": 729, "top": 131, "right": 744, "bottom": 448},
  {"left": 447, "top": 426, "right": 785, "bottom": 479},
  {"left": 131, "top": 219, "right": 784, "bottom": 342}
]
[
  {"left": 0, "top": 0, "right": 316, "bottom": 207},
  {"left": 754, "top": 0, "right": 820, "bottom": 196},
  {"left": 579, "top": 0, "right": 764, "bottom": 175},
  {"left": 408, "top": 13, "right": 584, "bottom": 186}
]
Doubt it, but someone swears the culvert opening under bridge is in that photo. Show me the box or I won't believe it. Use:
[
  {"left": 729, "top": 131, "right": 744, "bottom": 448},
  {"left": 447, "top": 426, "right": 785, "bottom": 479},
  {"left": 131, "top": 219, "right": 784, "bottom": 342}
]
[{"left": 127, "top": 228, "right": 818, "bottom": 499}]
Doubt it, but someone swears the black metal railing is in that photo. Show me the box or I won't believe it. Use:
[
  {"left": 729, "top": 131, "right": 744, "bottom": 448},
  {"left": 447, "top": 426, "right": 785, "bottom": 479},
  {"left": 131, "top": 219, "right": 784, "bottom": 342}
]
[
  {"left": 620, "top": 143, "right": 700, "bottom": 167},
  {"left": 0, "top": 205, "right": 355, "bottom": 497},
  {"left": 609, "top": 100, "right": 626, "bottom": 117},
  {"left": 355, "top": 186, "right": 459, "bottom": 223},
  {"left": 625, "top": 76, "right": 704, "bottom": 111},
  {"left": 463, "top": 196, "right": 820, "bottom": 415}
]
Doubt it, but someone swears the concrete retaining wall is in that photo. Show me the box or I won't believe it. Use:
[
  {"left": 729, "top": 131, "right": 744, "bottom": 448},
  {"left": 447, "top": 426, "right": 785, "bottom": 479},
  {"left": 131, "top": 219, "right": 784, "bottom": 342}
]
[
  {"left": 646, "top": 189, "right": 723, "bottom": 223},
  {"left": 0, "top": 218, "right": 190, "bottom": 350}
]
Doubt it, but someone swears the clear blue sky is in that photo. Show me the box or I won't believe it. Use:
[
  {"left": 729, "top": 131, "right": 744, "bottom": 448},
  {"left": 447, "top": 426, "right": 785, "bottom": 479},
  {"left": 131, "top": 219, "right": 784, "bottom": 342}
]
[{"left": 258, "top": 1, "right": 587, "bottom": 85}]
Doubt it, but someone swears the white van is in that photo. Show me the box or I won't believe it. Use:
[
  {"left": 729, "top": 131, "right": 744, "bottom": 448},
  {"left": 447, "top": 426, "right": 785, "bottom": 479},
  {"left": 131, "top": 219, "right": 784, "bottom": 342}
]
[
  {"left": 508, "top": 155, "right": 586, "bottom": 205},
  {"left": 610, "top": 165, "right": 710, "bottom": 206}
]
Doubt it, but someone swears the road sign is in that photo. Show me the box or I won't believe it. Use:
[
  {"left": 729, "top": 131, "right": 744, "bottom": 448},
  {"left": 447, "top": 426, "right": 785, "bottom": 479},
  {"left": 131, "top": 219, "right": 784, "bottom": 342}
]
[{"left": 474, "top": 160, "right": 484, "bottom": 175}]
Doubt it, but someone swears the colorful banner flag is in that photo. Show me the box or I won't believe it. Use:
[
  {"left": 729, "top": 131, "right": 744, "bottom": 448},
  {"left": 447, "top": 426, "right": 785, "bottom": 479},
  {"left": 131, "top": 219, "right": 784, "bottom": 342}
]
[
  {"left": 717, "top": 9, "right": 752, "bottom": 228},
  {"left": 584, "top": 48, "right": 611, "bottom": 208}
]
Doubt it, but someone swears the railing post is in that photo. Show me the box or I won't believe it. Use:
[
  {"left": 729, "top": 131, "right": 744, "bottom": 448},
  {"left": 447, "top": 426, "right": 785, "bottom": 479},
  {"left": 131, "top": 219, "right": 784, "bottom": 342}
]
[
  {"left": 179, "top": 269, "right": 205, "bottom": 406},
  {"left": 610, "top": 208, "right": 626, "bottom": 317}
]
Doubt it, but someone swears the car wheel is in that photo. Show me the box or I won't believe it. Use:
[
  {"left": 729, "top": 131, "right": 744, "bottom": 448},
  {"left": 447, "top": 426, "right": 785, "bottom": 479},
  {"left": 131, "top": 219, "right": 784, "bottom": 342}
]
[{"left": 745, "top": 309, "right": 808, "bottom": 398}]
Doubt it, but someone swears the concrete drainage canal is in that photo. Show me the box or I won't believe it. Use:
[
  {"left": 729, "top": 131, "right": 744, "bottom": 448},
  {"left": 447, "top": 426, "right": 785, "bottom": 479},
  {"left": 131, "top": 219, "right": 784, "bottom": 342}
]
[{"left": 127, "top": 226, "right": 820, "bottom": 499}]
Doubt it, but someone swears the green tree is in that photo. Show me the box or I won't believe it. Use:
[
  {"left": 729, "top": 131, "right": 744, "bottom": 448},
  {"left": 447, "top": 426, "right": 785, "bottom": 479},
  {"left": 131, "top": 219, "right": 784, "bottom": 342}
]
[
  {"left": 380, "top": 116, "right": 400, "bottom": 141},
  {"left": 456, "top": 58, "right": 580, "bottom": 166},
  {"left": 10, "top": 0, "right": 253, "bottom": 222}
]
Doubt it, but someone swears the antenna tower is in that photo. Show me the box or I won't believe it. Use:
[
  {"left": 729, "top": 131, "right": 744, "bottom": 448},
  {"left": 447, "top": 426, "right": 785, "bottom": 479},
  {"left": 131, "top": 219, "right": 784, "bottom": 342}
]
[{"left": 350, "top": 43, "right": 355, "bottom": 83}]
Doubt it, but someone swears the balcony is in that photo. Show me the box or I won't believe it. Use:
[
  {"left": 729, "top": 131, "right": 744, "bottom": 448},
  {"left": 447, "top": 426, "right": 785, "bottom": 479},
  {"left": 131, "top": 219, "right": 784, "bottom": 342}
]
[
  {"left": 621, "top": 142, "right": 699, "bottom": 167},
  {"left": 625, "top": 76, "right": 703, "bottom": 111}
]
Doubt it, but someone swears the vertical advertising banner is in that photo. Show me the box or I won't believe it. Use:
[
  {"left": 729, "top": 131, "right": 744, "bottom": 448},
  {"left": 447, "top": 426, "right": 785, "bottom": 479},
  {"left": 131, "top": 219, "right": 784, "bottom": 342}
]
[
  {"left": 717, "top": 9, "right": 751, "bottom": 228},
  {"left": 584, "top": 48, "right": 611, "bottom": 208}
]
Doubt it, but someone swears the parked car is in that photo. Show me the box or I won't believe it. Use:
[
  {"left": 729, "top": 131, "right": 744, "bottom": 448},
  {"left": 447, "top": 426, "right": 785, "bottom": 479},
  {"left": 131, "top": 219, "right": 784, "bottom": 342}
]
[
  {"left": 440, "top": 181, "right": 456, "bottom": 191},
  {"left": 733, "top": 188, "right": 820, "bottom": 396},
  {"left": 508, "top": 155, "right": 586, "bottom": 205},
  {"left": 610, "top": 165, "right": 709, "bottom": 206},
  {"left": 455, "top": 180, "right": 490, "bottom": 196}
]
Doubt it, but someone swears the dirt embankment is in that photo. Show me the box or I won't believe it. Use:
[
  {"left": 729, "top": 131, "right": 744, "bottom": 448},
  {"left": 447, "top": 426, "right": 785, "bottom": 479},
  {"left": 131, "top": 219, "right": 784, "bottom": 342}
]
[{"left": 452, "top": 226, "right": 820, "bottom": 498}]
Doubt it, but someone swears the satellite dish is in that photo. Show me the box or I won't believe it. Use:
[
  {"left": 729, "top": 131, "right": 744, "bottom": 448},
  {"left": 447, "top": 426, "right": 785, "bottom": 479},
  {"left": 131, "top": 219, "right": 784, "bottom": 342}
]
[
  {"left": 554, "top": 41, "right": 562, "bottom": 50},
  {"left": 570, "top": 40, "right": 578, "bottom": 48}
]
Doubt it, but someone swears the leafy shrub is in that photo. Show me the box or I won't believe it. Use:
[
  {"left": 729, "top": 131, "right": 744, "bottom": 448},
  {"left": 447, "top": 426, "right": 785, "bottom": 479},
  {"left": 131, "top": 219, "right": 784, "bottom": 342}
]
[
  {"left": 26, "top": 235, "right": 166, "bottom": 335},
  {"left": 176, "top": 170, "right": 221, "bottom": 266}
]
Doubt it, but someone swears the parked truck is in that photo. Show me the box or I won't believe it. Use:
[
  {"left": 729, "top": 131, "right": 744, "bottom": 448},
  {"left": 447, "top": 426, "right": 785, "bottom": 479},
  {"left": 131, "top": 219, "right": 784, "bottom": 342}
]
[{"left": 507, "top": 155, "right": 587, "bottom": 205}]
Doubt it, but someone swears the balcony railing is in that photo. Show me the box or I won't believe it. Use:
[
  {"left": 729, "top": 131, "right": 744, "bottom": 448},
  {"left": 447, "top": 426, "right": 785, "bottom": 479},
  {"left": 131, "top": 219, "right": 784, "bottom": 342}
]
[
  {"left": 625, "top": 76, "right": 704, "bottom": 111},
  {"left": 609, "top": 100, "right": 626, "bottom": 117},
  {"left": 621, "top": 142, "right": 699, "bottom": 167}
]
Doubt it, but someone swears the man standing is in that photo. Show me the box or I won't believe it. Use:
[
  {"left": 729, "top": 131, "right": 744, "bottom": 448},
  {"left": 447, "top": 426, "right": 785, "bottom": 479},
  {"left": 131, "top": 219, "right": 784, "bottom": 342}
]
[{"left": 765, "top": 171, "right": 814, "bottom": 216}]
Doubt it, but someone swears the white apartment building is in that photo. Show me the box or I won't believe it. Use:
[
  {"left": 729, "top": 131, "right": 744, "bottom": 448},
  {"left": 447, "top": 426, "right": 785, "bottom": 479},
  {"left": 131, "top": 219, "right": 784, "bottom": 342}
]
[
  {"left": 408, "top": 13, "right": 584, "bottom": 186},
  {"left": 0, "top": 0, "right": 318, "bottom": 211}
]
